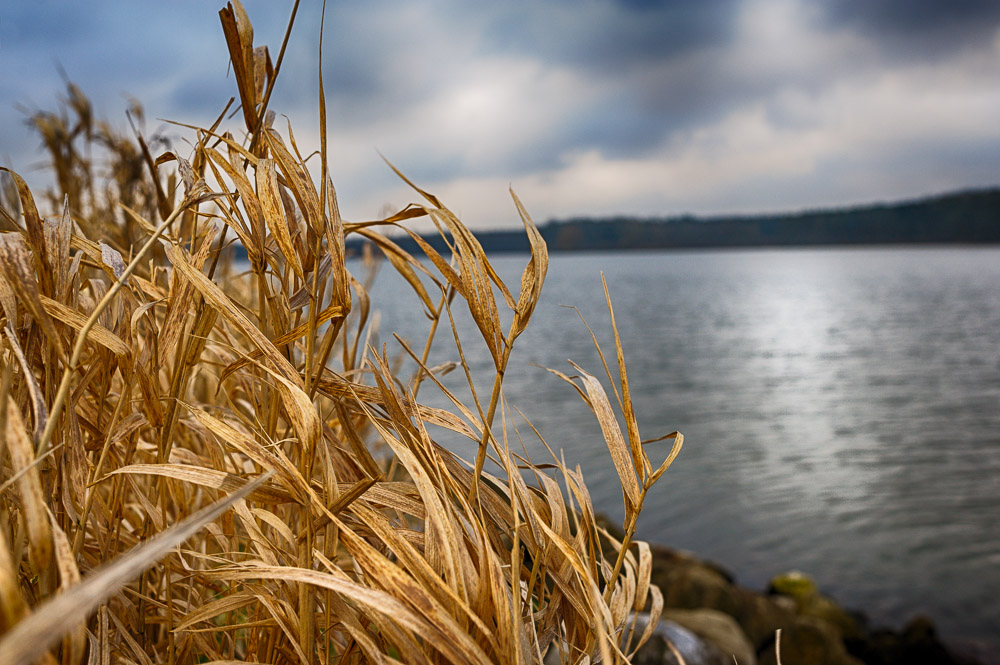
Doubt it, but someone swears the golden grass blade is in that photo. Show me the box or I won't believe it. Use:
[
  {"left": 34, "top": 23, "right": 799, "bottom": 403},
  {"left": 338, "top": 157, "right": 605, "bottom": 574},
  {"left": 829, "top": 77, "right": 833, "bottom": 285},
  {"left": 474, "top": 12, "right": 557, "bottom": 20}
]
[
  {"left": 46, "top": 197, "right": 72, "bottom": 300},
  {"left": 259, "top": 364, "right": 321, "bottom": 455},
  {"left": 350, "top": 481, "right": 425, "bottom": 518},
  {"left": 265, "top": 129, "right": 323, "bottom": 235},
  {"left": 399, "top": 223, "right": 466, "bottom": 296},
  {"left": 165, "top": 243, "right": 300, "bottom": 385},
  {"left": 49, "top": 515, "right": 87, "bottom": 665},
  {"left": 219, "top": 0, "right": 259, "bottom": 135},
  {"left": 183, "top": 402, "right": 307, "bottom": 502},
  {"left": 296, "top": 478, "right": 377, "bottom": 540},
  {"left": 106, "top": 609, "right": 154, "bottom": 665},
  {"left": 0, "top": 272, "right": 16, "bottom": 325},
  {"left": 602, "top": 274, "right": 646, "bottom": 480},
  {"left": 634, "top": 540, "right": 651, "bottom": 611},
  {"left": 4, "top": 399, "right": 53, "bottom": 575},
  {"left": 0, "top": 232, "right": 66, "bottom": 360},
  {"left": 509, "top": 188, "right": 548, "bottom": 341},
  {"left": 99, "top": 242, "right": 126, "bottom": 282},
  {"left": 156, "top": 226, "right": 223, "bottom": 369},
  {"left": 0, "top": 470, "right": 272, "bottom": 665},
  {"left": 362, "top": 369, "right": 465, "bottom": 590},
  {"left": 203, "top": 146, "right": 264, "bottom": 263},
  {"left": 311, "top": 584, "right": 400, "bottom": 665},
  {"left": 219, "top": 302, "right": 345, "bottom": 382},
  {"left": 48, "top": 511, "right": 81, "bottom": 590},
  {"left": 252, "top": 506, "right": 296, "bottom": 547},
  {"left": 206, "top": 566, "right": 495, "bottom": 665},
  {"left": 0, "top": 525, "right": 25, "bottom": 634},
  {"left": 288, "top": 254, "right": 330, "bottom": 310},
  {"left": 0, "top": 168, "right": 53, "bottom": 298},
  {"left": 101, "top": 464, "right": 295, "bottom": 504},
  {"left": 648, "top": 431, "right": 684, "bottom": 485},
  {"left": 174, "top": 592, "right": 260, "bottom": 632},
  {"left": 256, "top": 158, "right": 304, "bottom": 281},
  {"left": 356, "top": 228, "right": 439, "bottom": 314},
  {"left": 3, "top": 327, "right": 48, "bottom": 442},
  {"left": 231, "top": 501, "right": 280, "bottom": 567},
  {"left": 568, "top": 362, "right": 641, "bottom": 509},
  {"left": 40, "top": 294, "right": 131, "bottom": 358},
  {"left": 324, "top": 175, "right": 351, "bottom": 312},
  {"left": 314, "top": 373, "right": 480, "bottom": 440}
]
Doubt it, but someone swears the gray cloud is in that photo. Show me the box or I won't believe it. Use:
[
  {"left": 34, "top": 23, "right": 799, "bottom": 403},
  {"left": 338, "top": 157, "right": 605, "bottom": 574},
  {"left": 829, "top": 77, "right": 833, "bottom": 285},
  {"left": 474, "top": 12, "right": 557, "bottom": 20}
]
[
  {"left": 472, "top": 1, "right": 738, "bottom": 71},
  {"left": 3, "top": 0, "right": 1000, "bottom": 228},
  {"left": 817, "top": 0, "right": 1000, "bottom": 59}
]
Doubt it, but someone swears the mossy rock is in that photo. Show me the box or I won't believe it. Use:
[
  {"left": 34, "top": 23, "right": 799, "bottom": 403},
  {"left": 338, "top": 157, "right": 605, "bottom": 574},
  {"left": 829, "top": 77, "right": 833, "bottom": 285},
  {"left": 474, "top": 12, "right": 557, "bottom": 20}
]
[
  {"left": 769, "top": 570, "right": 818, "bottom": 601},
  {"left": 769, "top": 571, "right": 862, "bottom": 640}
]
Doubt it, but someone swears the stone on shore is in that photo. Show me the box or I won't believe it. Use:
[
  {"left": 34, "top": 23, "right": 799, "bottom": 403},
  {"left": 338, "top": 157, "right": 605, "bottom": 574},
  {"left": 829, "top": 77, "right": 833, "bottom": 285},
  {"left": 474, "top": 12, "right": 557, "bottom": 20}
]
[
  {"left": 661, "top": 608, "right": 757, "bottom": 665},
  {"left": 769, "top": 570, "right": 864, "bottom": 640},
  {"left": 627, "top": 614, "right": 729, "bottom": 665},
  {"left": 648, "top": 549, "right": 794, "bottom": 648},
  {"left": 757, "top": 616, "right": 865, "bottom": 665},
  {"left": 592, "top": 515, "right": 981, "bottom": 665}
]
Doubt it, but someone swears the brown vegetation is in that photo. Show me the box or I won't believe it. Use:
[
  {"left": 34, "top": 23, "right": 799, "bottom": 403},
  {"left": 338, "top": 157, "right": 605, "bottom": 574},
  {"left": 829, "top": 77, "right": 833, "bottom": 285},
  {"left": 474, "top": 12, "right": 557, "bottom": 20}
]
[{"left": 0, "top": 2, "right": 681, "bottom": 663}]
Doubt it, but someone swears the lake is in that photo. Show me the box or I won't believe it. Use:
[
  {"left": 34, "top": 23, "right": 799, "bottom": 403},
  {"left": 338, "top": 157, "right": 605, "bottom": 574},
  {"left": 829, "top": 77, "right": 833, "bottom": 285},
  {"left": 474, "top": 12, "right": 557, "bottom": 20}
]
[{"left": 360, "top": 246, "right": 1000, "bottom": 658}]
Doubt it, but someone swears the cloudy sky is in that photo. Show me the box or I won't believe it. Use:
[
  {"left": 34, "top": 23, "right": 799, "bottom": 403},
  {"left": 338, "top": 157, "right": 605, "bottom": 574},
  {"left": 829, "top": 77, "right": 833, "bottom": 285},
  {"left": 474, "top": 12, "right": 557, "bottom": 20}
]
[{"left": 3, "top": 0, "right": 1000, "bottom": 230}]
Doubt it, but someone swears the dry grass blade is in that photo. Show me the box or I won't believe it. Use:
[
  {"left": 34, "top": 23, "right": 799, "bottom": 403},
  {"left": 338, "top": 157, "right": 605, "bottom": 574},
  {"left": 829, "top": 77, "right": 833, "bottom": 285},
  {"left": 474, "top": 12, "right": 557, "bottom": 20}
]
[
  {"left": 601, "top": 275, "right": 645, "bottom": 479},
  {"left": 3, "top": 399, "right": 53, "bottom": 575},
  {"left": 0, "top": 524, "right": 26, "bottom": 633},
  {"left": 0, "top": 232, "right": 66, "bottom": 360},
  {"left": 0, "top": 471, "right": 273, "bottom": 665},
  {"left": 509, "top": 188, "right": 548, "bottom": 340},
  {"left": 165, "top": 242, "right": 300, "bottom": 385},
  {"left": 101, "top": 464, "right": 296, "bottom": 504},
  {"left": 219, "top": 0, "right": 260, "bottom": 135},
  {"left": 40, "top": 294, "right": 131, "bottom": 358},
  {"left": 207, "top": 566, "right": 494, "bottom": 665},
  {"left": 183, "top": 401, "right": 307, "bottom": 501},
  {"left": 218, "top": 301, "right": 345, "bottom": 381},
  {"left": 569, "top": 362, "right": 641, "bottom": 509},
  {"left": 265, "top": 129, "right": 323, "bottom": 236},
  {"left": 0, "top": 169, "right": 53, "bottom": 298},
  {"left": 3, "top": 326, "right": 48, "bottom": 441},
  {"left": 354, "top": 227, "right": 439, "bottom": 314},
  {"left": 256, "top": 158, "right": 304, "bottom": 280}
]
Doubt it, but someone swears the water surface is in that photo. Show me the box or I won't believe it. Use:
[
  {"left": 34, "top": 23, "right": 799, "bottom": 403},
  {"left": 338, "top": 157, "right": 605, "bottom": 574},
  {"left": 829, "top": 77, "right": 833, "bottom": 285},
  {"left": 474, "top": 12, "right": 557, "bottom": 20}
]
[{"left": 364, "top": 247, "right": 1000, "bottom": 657}]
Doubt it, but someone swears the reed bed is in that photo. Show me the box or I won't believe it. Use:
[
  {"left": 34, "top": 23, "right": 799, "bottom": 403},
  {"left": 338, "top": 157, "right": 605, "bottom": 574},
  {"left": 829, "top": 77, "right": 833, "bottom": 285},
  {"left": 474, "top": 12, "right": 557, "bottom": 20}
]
[{"left": 0, "top": 3, "right": 682, "bottom": 663}]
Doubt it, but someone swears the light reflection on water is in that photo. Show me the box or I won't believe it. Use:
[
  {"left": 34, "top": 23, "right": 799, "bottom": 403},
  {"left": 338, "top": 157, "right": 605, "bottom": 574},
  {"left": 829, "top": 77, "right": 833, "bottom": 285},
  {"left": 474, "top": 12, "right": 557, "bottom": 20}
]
[{"left": 360, "top": 246, "right": 1000, "bottom": 656}]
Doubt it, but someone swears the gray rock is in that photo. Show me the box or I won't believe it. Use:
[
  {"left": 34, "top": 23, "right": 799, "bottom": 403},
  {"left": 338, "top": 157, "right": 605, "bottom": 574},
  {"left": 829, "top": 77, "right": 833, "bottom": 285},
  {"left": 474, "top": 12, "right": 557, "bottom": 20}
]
[
  {"left": 733, "top": 591, "right": 796, "bottom": 650},
  {"left": 626, "top": 614, "right": 729, "bottom": 665},
  {"left": 662, "top": 608, "right": 757, "bottom": 665},
  {"left": 659, "top": 563, "right": 743, "bottom": 617}
]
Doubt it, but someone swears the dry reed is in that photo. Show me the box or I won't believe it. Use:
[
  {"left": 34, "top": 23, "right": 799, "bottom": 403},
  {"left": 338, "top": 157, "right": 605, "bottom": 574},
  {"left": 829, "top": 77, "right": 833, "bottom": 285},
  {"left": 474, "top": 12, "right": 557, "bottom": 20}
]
[{"left": 0, "top": 2, "right": 682, "bottom": 663}]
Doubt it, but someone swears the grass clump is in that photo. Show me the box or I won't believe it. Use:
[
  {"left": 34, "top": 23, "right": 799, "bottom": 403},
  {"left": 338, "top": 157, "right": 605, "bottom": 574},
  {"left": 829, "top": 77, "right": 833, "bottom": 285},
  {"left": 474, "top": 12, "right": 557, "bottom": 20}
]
[{"left": 0, "top": 2, "right": 682, "bottom": 663}]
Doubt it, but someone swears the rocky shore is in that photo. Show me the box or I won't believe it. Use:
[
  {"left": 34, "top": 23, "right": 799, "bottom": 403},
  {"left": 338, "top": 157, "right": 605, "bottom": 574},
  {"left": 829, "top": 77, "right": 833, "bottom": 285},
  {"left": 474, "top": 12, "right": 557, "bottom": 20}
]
[{"left": 594, "top": 517, "right": 989, "bottom": 665}]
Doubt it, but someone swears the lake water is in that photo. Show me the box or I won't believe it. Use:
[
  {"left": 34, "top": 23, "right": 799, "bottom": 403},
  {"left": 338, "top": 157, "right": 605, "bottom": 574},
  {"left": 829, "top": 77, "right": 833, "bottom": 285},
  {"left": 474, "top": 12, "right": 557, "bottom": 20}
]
[{"left": 360, "top": 246, "right": 1000, "bottom": 658}]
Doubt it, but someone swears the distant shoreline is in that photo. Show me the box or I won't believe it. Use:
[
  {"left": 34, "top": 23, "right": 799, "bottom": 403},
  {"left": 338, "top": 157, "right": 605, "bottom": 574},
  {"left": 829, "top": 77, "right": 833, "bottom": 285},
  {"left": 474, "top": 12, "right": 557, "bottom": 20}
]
[{"left": 344, "top": 187, "right": 1000, "bottom": 255}]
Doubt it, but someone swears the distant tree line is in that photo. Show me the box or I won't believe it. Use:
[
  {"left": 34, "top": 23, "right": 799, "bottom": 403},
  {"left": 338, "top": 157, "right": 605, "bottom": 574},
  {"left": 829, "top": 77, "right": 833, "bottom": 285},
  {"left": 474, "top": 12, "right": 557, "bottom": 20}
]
[{"left": 350, "top": 187, "right": 1000, "bottom": 255}]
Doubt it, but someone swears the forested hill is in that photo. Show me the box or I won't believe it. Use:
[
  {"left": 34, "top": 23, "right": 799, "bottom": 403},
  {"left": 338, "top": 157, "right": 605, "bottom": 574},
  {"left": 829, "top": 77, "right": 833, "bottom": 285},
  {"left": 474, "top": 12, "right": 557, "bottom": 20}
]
[{"left": 356, "top": 187, "right": 1000, "bottom": 254}]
